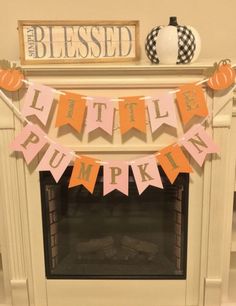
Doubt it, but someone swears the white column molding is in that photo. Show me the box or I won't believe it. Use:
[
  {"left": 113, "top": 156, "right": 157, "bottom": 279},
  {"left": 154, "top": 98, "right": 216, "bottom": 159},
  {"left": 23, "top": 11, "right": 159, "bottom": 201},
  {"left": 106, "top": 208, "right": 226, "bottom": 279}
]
[{"left": 204, "top": 278, "right": 222, "bottom": 306}]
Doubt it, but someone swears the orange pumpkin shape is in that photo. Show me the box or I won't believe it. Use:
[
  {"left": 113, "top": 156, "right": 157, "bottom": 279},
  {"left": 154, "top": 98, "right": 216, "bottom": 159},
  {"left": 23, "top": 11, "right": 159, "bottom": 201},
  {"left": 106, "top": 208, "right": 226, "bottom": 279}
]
[
  {"left": 207, "top": 59, "right": 235, "bottom": 90},
  {"left": 0, "top": 60, "right": 24, "bottom": 92}
]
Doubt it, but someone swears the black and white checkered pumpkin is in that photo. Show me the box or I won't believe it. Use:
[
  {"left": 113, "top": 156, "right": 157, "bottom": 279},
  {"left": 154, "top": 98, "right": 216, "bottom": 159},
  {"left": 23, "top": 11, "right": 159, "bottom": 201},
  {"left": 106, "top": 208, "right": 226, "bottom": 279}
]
[{"left": 145, "top": 17, "right": 201, "bottom": 64}]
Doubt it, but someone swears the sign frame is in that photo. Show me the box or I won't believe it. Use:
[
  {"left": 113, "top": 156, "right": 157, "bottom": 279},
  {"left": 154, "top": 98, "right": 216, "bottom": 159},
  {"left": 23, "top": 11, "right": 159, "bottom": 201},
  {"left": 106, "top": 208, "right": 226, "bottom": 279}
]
[{"left": 18, "top": 20, "right": 140, "bottom": 65}]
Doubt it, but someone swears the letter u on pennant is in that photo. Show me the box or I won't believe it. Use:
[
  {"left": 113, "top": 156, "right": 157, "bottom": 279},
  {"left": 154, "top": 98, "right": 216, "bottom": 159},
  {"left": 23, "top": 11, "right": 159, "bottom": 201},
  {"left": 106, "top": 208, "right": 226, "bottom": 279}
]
[
  {"left": 69, "top": 156, "right": 100, "bottom": 193},
  {"left": 119, "top": 96, "right": 146, "bottom": 135},
  {"left": 37, "top": 143, "right": 72, "bottom": 182}
]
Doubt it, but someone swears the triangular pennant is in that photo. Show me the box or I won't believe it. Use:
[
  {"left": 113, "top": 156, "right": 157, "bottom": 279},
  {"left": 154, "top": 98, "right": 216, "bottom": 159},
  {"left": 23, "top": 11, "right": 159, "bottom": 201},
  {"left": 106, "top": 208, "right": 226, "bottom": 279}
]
[
  {"left": 119, "top": 96, "right": 146, "bottom": 134},
  {"left": 37, "top": 143, "right": 72, "bottom": 182},
  {"left": 157, "top": 144, "right": 193, "bottom": 183},
  {"left": 86, "top": 97, "right": 115, "bottom": 135},
  {"left": 103, "top": 161, "right": 129, "bottom": 195},
  {"left": 9, "top": 123, "right": 48, "bottom": 164},
  {"left": 69, "top": 156, "right": 100, "bottom": 193},
  {"left": 55, "top": 92, "right": 86, "bottom": 133},
  {"left": 131, "top": 155, "right": 163, "bottom": 194},
  {"left": 179, "top": 124, "right": 219, "bottom": 166},
  {"left": 21, "top": 83, "right": 55, "bottom": 126},
  {"left": 146, "top": 92, "right": 177, "bottom": 133},
  {"left": 176, "top": 84, "right": 208, "bottom": 125}
]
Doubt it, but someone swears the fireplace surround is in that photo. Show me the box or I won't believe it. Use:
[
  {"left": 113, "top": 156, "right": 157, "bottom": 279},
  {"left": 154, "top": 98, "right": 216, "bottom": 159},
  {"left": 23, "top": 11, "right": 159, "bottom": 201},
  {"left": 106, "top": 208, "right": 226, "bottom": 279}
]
[{"left": 0, "top": 62, "right": 236, "bottom": 306}]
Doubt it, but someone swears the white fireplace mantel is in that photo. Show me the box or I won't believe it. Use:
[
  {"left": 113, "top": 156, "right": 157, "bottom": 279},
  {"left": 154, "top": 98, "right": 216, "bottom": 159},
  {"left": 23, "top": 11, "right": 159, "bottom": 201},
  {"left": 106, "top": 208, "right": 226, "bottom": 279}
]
[{"left": 0, "top": 62, "right": 235, "bottom": 306}]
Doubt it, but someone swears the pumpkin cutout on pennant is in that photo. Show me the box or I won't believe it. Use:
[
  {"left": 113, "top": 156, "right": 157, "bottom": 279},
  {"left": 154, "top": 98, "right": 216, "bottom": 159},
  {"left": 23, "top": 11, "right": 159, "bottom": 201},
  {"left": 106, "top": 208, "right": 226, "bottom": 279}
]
[
  {"left": 145, "top": 17, "right": 201, "bottom": 64},
  {"left": 206, "top": 59, "right": 235, "bottom": 91},
  {"left": 0, "top": 60, "right": 24, "bottom": 92}
]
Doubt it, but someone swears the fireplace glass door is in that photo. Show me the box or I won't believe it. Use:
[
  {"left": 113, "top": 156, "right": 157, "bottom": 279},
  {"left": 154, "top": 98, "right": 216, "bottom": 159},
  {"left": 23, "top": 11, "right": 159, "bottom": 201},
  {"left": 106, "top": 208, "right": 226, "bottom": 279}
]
[{"left": 40, "top": 167, "right": 189, "bottom": 280}]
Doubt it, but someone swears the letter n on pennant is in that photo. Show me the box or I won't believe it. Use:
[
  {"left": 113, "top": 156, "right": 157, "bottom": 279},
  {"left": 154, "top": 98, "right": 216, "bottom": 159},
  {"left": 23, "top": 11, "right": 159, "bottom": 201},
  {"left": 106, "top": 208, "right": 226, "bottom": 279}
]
[
  {"left": 37, "top": 143, "right": 72, "bottom": 182},
  {"left": 55, "top": 92, "right": 86, "bottom": 133},
  {"left": 69, "top": 156, "right": 100, "bottom": 193},
  {"left": 180, "top": 124, "right": 220, "bottom": 166},
  {"left": 157, "top": 144, "right": 192, "bottom": 184},
  {"left": 176, "top": 84, "right": 208, "bottom": 125}
]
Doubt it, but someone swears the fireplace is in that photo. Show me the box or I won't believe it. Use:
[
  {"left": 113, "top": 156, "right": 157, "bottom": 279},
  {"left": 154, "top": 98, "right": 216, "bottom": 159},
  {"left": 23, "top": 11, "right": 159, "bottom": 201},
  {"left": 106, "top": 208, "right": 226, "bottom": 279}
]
[
  {"left": 40, "top": 167, "right": 189, "bottom": 279},
  {"left": 0, "top": 63, "right": 235, "bottom": 306}
]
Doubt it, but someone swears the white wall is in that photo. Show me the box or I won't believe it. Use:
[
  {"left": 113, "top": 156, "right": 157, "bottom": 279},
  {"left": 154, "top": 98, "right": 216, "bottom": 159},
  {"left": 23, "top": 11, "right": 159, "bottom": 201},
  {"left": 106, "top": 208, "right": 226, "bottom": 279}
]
[{"left": 0, "top": 0, "right": 236, "bottom": 62}]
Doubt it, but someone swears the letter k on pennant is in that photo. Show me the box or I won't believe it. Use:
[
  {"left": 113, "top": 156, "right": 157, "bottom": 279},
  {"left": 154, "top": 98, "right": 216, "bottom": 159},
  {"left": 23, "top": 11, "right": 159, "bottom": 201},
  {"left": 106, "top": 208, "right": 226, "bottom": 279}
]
[{"left": 69, "top": 156, "right": 100, "bottom": 193}]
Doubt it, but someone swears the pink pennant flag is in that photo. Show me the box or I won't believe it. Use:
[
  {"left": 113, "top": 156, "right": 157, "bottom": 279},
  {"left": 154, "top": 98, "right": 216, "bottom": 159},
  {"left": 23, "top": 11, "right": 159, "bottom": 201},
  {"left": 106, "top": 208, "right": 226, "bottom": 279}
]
[
  {"left": 180, "top": 124, "right": 219, "bottom": 166},
  {"left": 103, "top": 161, "right": 129, "bottom": 196},
  {"left": 21, "top": 83, "right": 55, "bottom": 126},
  {"left": 9, "top": 123, "right": 48, "bottom": 164},
  {"left": 86, "top": 97, "right": 115, "bottom": 135},
  {"left": 146, "top": 92, "right": 177, "bottom": 133},
  {"left": 37, "top": 143, "right": 72, "bottom": 182},
  {"left": 131, "top": 155, "right": 163, "bottom": 194}
]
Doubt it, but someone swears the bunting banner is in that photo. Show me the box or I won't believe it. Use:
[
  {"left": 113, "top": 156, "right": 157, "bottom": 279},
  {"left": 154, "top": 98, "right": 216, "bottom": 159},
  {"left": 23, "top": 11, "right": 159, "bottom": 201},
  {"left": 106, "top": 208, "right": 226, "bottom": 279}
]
[
  {"left": 146, "top": 92, "right": 177, "bottom": 133},
  {"left": 69, "top": 156, "right": 100, "bottom": 193},
  {"left": 119, "top": 96, "right": 146, "bottom": 134},
  {"left": 55, "top": 92, "right": 86, "bottom": 133},
  {"left": 131, "top": 155, "right": 163, "bottom": 194},
  {"left": 86, "top": 97, "right": 115, "bottom": 135},
  {"left": 1, "top": 58, "right": 230, "bottom": 196},
  {"left": 21, "top": 83, "right": 55, "bottom": 126}
]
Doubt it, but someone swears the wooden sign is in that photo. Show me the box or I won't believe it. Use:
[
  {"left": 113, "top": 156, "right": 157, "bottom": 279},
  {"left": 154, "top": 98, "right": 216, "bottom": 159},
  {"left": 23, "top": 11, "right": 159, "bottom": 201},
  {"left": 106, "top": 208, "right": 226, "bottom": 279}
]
[{"left": 18, "top": 20, "right": 140, "bottom": 64}]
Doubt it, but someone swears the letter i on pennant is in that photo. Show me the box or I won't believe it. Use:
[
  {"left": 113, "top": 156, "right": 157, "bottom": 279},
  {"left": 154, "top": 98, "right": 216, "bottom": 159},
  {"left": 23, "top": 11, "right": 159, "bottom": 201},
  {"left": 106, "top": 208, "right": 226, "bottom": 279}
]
[
  {"left": 55, "top": 92, "right": 86, "bottom": 133},
  {"left": 37, "top": 143, "right": 72, "bottom": 182},
  {"left": 69, "top": 156, "right": 100, "bottom": 193},
  {"left": 176, "top": 84, "right": 208, "bottom": 125},
  {"left": 157, "top": 144, "right": 192, "bottom": 184},
  {"left": 21, "top": 83, "right": 55, "bottom": 126},
  {"left": 179, "top": 124, "right": 220, "bottom": 166},
  {"left": 119, "top": 96, "right": 146, "bottom": 135}
]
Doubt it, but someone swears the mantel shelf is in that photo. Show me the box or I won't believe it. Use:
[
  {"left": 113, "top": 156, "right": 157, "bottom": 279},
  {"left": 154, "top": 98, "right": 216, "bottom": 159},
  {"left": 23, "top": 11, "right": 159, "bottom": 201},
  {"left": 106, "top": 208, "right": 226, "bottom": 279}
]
[{"left": 21, "top": 59, "right": 224, "bottom": 77}]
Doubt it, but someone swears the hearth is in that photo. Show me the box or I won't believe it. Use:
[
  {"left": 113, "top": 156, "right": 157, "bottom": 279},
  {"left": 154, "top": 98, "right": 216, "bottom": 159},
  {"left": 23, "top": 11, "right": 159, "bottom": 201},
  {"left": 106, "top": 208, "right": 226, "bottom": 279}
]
[{"left": 40, "top": 167, "right": 189, "bottom": 279}]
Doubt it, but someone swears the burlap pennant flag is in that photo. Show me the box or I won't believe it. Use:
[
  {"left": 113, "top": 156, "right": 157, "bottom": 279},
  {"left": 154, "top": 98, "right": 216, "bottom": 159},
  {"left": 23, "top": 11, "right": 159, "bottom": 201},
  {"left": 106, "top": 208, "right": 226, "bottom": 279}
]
[
  {"left": 37, "top": 143, "right": 72, "bottom": 182},
  {"left": 69, "top": 156, "right": 100, "bottom": 193},
  {"left": 176, "top": 84, "right": 208, "bottom": 125},
  {"left": 180, "top": 124, "right": 219, "bottom": 166},
  {"left": 119, "top": 96, "right": 146, "bottom": 135},
  {"left": 21, "top": 83, "right": 55, "bottom": 126},
  {"left": 157, "top": 144, "right": 193, "bottom": 184},
  {"left": 131, "top": 155, "right": 163, "bottom": 194},
  {"left": 55, "top": 92, "right": 86, "bottom": 133}
]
